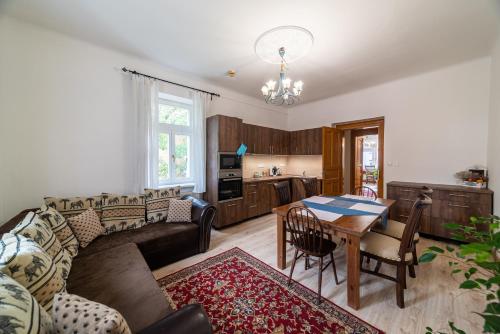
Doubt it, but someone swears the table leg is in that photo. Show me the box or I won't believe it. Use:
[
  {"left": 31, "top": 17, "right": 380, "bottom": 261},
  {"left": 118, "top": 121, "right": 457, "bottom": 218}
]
[
  {"left": 277, "top": 215, "right": 286, "bottom": 269},
  {"left": 346, "top": 234, "right": 361, "bottom": 309}
]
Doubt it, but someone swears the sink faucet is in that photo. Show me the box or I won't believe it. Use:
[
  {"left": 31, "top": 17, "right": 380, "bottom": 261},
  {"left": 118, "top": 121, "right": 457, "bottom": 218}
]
[{"left": 302, "top": 170, "right": 306, "bottom": 176}]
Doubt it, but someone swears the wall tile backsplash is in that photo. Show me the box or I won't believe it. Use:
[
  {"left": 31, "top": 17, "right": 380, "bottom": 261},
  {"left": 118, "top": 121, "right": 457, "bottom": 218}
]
[{"left": 242, "top": 155, "right": 322, "bottom": 178}]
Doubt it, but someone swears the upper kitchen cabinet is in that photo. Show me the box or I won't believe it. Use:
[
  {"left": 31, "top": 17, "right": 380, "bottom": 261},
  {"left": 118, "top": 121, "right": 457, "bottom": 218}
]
[
  {"left": 272, "top": 129, "right": 290, "bottom": 155},
  {"left": 289, "top": 128, "right": 322, "bottom": 155},
  {"left": 208, "top": 115, "right": 242, "bottom": 153}
]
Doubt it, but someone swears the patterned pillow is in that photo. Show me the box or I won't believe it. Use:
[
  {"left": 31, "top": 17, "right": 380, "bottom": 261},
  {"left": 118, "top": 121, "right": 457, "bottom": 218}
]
[
  {"left": 144, "top": 186, "right": 181, "bottom": 224},
  {"left": 52, "top": 293, "right": 131, "bottom": 334},
  {"left": 11, "top": 212, "right": 72, "bottom": 280},
  {"left": 0, "top": 272, "right": 54, "bottom": 334},
  {"left": 101, "top": 194, "right": 146, "bottom": 234},
  {"left": 165, "top": 199, "right": 192, "bottom": 223},
  {"left": 66, "top": 208, "right": 105, "bottom": 248},
  {"left": 37, "top": 204, "right": 79, "bottom": 257},
  {"left": 44, "top": 195, "right": 103, "bottom": 219},
  {"left": 0, "top": 233, "right": 65, "bottom": 312}
]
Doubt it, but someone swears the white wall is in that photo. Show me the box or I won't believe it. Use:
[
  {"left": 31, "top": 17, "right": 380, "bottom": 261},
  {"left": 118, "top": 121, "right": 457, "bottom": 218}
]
[
  {"left": 488, "top": 35, "right": 500, "bottom": 215},
  {"left": 0, "top": 17, "right": 287, "bottom": 223},
  {"left": 288, "top": 58, "right": 491, "bottom": 189}
]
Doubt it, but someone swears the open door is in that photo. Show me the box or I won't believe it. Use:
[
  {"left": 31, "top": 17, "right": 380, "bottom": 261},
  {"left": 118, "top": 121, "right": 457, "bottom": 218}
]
[
  {"left": 354, "top": 136, "right": 364, "bottom": 190},
  {"left": 322, "top": 127, "right": 343, "bottom": 196}
]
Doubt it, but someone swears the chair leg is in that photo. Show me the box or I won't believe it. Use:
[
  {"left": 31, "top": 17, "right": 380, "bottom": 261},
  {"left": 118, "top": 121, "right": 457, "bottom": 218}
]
[
  {"left": 330, "top": 252, "right": 339, "bottom": 285},
  {"left": 396, "top": 264, "right": 405, "bottom": 308},
  {"left": 408, "top": 264, "right": 416, "bottom": 278},
  {"left": 317, "top": 256, "right": 323, "bottom": 304},
  {"left": 305, "top": 255, "right": 311, "bottom": 270},
  {"left": 288, "top": 249, "right": 299, "bottom": 286},
  {"left": 412, "top": 246, "right": 418, "bottom": 266}
]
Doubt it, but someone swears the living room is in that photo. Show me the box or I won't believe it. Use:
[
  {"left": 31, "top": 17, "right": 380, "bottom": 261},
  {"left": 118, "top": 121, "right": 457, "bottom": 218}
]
[{"left": 0, "top": 1, "right": 499, "bottom": 334}]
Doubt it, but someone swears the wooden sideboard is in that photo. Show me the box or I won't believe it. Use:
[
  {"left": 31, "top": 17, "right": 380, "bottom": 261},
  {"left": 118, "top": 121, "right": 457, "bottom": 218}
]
[{"left": 387, "top": 181, "right": 493, "bottom": 239}]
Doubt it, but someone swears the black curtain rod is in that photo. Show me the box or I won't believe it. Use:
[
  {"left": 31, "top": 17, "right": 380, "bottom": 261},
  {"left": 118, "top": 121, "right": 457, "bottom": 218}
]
[{"left": 121, "top": 67, "right": 220, "bottom": 99}]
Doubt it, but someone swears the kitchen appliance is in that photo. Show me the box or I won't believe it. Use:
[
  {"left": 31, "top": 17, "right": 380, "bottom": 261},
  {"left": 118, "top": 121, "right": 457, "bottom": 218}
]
[
  {"left": 270, "top": 166, "right": 281, "bottom": 176},
  {"left": 218, "top": 170, "right": 243, "bottom": 201},
  {"left": 219, "top": 152, "right": 242, "bottom": 171}
]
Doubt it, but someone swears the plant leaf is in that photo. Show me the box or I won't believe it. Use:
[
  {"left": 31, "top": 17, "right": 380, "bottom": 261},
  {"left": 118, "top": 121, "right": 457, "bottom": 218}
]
[
  {"left": 459, "top": 280, "right": 480, "bottom": 289},
  {"left": 448, "top": 321, "right": 466, "bottom": 334},
  {"left": 451, "top": 269, "right": 461, "bottom": 274},
  {"left": 484, "top": 302, "right": 500, "bottom": 314},
  {"left": 477, "top": 314, "right": 500, "bottom": 333},
  {"left": 428, "top": 246, "right": 445, "bottom": 253},
  {"left": 446, "top": 245, "right": 455, "bottom": 252},
  {"left": 419, "top": 252, "right": 437, "bottom": 263}
]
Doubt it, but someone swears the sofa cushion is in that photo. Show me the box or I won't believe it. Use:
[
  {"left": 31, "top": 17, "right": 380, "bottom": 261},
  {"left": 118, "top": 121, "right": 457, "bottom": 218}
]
[
  {"left": 67, "top": 208, "right": 105, "bottom": 248},
  {"left": 0, "top": 272, "right": 54, "bottom": 334},
  {"left": 165, "top": 199, "right": 192, "bottom": 223},
  {"left": 144, "top": 186, "right": 181, "bottom": 224},
  {"left": 53, "top": 292, "right": 132, "bottom": 334},
  {"left": 75, "top": 222, "right": 199, "bottom": 267},
  {"left": 0, "top": 233, "right": 65, "bottom": 312},
  {"left": 37, "top": 204, "right": 79, "bottom": 257},
  {"left": 11, "top": 212, "right": 72, "bottom": 280},
  {"left": 101, "top": 194, "right": 147, "bottom": 234},
  {"left": 44, "top": 195, "right": 103, "bottom": 219},
  {"left": 66, "top": 243, "right": 172, "bottom": 333}
]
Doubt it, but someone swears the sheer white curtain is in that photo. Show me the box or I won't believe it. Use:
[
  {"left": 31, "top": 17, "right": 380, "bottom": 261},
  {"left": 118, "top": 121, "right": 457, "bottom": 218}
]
[
  {"left": 191, "top": 91, "right": 210, "bottom": 193},
  {"left": 130, "top": 74, "right": 159, "bottom": 192}
]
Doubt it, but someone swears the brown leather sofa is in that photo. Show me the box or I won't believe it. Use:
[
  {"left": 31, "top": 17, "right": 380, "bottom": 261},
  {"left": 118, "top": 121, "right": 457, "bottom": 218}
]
[{"left": 1, "top": 195, "right": 216, "bottom": 334}]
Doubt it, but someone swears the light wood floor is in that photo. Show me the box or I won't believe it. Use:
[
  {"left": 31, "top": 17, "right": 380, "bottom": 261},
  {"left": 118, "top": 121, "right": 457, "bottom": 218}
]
[{"left": 153, "top": 214, "right": 485, "bottom": 334}]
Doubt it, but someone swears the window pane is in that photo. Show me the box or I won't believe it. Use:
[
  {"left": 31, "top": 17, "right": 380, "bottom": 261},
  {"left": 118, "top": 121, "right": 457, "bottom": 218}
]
[
  {"left": 159, "top": 133, "right": 169, "bottom": 181},
  {"left": 159, "top": 103, "right": 189, "bottom": 126},
  {"left": 174, "top": 134, "right": 190, "bottom": 178}
]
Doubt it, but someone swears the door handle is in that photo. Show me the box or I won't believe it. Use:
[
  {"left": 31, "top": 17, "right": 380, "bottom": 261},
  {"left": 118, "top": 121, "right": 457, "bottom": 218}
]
[
  {"left": 448, "top": 203, "right": 469, "bottom": 208},
  {"left": 449, "top": 193, "right": 469, "bottom": 198},
  {"left": 227, "top": 203, "right": 237, "bottom": 207}
]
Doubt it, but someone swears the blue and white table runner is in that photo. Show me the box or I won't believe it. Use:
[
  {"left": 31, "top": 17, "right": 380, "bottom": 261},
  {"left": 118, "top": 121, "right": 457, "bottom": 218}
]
[{"left": 302, "top": 195, "right": 389, "bottom": 228}]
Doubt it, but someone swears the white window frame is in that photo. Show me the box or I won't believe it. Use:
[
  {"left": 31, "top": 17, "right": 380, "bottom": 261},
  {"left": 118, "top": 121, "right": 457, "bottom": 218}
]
[{"left": 157, "top": 94, "right": 194, "bottom": 187}]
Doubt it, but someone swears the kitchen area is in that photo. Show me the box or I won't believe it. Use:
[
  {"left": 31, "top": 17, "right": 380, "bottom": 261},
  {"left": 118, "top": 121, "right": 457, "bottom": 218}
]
[{"left": 206, "top": 114, "right": 325, "bottom": 229}]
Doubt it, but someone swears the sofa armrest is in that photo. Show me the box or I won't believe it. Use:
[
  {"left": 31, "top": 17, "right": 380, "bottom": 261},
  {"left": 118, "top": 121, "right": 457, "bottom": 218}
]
[
  {"left": 137, "top": 304, "right": 212, "bottom": 334},
  {"left": 182, "top": 195, "right": 216, "bottom": 252}
]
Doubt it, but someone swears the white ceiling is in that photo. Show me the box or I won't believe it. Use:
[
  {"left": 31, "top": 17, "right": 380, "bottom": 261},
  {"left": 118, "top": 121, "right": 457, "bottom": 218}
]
[{"left": 1, "top": 0, "right": 499, "bottom": 104}]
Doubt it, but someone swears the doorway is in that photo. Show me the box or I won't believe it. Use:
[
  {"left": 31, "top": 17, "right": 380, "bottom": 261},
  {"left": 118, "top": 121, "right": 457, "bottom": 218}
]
[{"left": 333, "top": 117, "right": 384, "bottom": 197}]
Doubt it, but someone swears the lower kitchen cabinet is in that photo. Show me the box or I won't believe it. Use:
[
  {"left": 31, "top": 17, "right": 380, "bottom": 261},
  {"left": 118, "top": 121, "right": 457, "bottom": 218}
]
[
  {"left": 387, "top": 181, "right": 493, "bottom": 240},
  {"left": 215, "top": 198, "right": 244, "bottom": 229}
]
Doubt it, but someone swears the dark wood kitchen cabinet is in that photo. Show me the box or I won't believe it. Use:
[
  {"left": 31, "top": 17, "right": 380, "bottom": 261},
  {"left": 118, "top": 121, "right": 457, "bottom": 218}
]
[
  {"left": 215, "top": 198, "right": 244, "bottom": 229},
  {"left": 289, "top": 128, "right": 322, "bottom": 155},
  {"left": 243, "top": 182, "right": 259, "bottom": 218},
  {"left": 214, "top": 115, "right": 242, "bottom": 152},
  {"left": 387, "top": 181, "right": 493, "bottom": 240}
]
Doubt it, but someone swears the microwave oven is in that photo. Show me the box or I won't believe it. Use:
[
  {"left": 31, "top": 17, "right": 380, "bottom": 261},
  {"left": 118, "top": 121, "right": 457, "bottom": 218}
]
[{"left": 219, "top": 153, "right": 242, "bottom": 170}]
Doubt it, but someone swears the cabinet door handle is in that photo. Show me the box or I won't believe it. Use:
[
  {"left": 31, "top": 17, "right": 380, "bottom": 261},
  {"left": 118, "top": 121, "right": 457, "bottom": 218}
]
[
  {"left": 399, "top": 214, "right": 409, "bottom": 219},
  {"left": 449, "top": 193, "right": 469, "bottom": 198},
  {"left": 448, "top": 203, "right": 469, "bottom": 208},
  {"left": 401, "top": 189, "right": 414, "bottom": 193},
  {"left": 227, "top": 203, "right": 237, "bottom": 207},
  {"left": 400, "top": 198, "right": 414, "bottom": 202},
  {"left": 247, "top": 184, "right": 257, "bottom": 187},
  {"left": 249, "top": 205, "right": 257, "bottom": 208},
  {"left": 248, "top": 191, "right": 257, "bottom": 195}
]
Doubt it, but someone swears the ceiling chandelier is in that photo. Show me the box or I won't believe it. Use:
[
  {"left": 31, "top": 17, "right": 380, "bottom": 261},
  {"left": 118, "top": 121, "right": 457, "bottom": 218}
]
[{"left": 255, "top": 26, "right": 313, "bottom": 106}]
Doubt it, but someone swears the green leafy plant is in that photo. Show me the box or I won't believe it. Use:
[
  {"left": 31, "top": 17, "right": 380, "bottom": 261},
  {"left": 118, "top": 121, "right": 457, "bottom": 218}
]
[{"left": 419, "top": 216, "right": 500, "bottom": 333}]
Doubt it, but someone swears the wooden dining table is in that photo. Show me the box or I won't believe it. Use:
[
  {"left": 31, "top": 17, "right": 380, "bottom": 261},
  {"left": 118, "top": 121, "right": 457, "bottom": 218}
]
[{"left": 272, "top": 197, "right": 395, "bottom": 310}]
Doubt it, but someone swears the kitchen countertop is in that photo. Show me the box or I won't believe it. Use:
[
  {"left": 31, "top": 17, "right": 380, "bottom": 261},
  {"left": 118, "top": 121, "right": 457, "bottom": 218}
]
[{"left": 243, "top": 175, "right": 323, "bottom": 183}]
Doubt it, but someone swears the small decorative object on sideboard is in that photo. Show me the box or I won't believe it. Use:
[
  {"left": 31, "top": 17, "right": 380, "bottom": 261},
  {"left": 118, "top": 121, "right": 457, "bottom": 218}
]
[{"left": 454, "top": 167, "right": 488, "bottom": 188}]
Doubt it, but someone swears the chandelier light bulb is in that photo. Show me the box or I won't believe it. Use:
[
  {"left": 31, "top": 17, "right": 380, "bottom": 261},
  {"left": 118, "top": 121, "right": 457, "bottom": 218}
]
[
  {"left": 294, "top": 80, "right": 303, "bottom": 91},
  {"left": 266, "top": 80, "right": 276, "bottom": 90},
  {"left": 282, "top": 78, "right": 291, "bottom": 89},
  {"left": 261, "top": 86, "right": 269, "bottom": 96},
  {"left": 293, "top": 87, "right": 299, "bottom": 95}
]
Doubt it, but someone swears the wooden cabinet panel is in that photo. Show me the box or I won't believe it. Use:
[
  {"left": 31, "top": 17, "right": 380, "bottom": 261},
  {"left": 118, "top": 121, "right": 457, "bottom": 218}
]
[
  {"left": 242, "top": 123, "right": 256, "bottom": 154},
  {"left": 243, "top": 182, "right": 259, "bottom": 219},
  {"left": 322, "top": 127, "right": 343, "bottom": 195},
  {"left": 257, "top": 182, "right": 272, "bottom": 215},
  {"left": 218, "top": 116, "right": 242, "bottom": 152},
  {"left": 215, "top": 199, "right": 244, "bottom": 228}
]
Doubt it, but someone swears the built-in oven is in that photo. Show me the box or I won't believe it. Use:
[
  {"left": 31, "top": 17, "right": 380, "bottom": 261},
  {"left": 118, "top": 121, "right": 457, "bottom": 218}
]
[
  {"left": 218, "top": 170, "right": 243, "bottom": 201},
  {"left": 219, "top": 152, "right": 242, "bottom": 170}
]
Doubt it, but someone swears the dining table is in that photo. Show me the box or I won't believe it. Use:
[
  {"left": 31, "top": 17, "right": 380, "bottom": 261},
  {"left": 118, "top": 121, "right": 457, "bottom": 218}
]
[{"left": 272, "top": 195, "right": 396, "bottom": 310}]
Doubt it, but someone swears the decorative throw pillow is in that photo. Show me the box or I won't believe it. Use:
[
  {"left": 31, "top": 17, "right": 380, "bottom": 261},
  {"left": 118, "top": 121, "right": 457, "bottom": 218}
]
[
  {"left": 101, "top": 194, "right": 146, "bottom": 234},
  {"left": 44, "top": 195, "right": 103, "bottom": 219},
  {"left": 144, "top": 186, "right": 181, "bottom": 224},
  {"left": 11, "top": 212, "right": 72, "bottom": 280},
  {"left": 0, "top": 272, "right": 54, "bottom": 334},
  {"left": 66, "top": 208, "right": 105, "bottom": 248},
  {"left": 0, "top": 233, "right": 65, "bottom": 312},
  {"left": 37, "top": 204, "right": 79, "bottom": 257},
  {"left": 52, "top": 292, "right": 132, "bottom": 334},
  {"left": 165, "top": 199, "right": 192, "bottom": 223}
]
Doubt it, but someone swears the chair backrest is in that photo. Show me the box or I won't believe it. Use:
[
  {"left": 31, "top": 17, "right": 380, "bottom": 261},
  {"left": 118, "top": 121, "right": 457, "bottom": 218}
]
[
  {"left": 299, "top": 178, "right": 319, "bottom": 198},
  {"left": 286, "top": 206, "right": 327, "bottom": 255},
  {"left": 399, "top": 194, "right": 432, "bottom": 259},
  {"left": 273, "top": 181, "right": 292, "bottom": 207},
  {"left": 420, "top": 186, "right": 433, "bottom": 196},
  {"left": 352, "top": 186, "right": 378, "bottom": 199}
]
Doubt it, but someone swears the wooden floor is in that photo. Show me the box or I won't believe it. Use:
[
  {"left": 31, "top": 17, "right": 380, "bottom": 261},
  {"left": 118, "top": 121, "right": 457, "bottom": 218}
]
[{"left": 154, "top": 214, "right": 485, "bottom": 334}]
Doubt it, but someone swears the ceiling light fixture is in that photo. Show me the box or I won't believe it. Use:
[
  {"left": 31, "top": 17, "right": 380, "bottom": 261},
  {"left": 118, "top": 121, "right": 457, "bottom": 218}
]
[{"left": 255, "top": 26, "right": 313, "bottom": 105}]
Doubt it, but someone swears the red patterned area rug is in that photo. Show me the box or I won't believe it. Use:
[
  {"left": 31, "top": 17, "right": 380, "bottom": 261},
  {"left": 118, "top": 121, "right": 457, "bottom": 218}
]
[{"left": 157, "top": 247, "right": 384, "bottom": 334}]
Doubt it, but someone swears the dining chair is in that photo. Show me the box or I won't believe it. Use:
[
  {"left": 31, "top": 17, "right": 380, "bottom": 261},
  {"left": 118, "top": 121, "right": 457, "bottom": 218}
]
[
  {"left": 371, "top": 186, "right": 433, "bottom": 269},
  {"left": 360, "top": 193, "right": 432, "bottom": 308},
  {"left": 299, "top": 177, "right": 319, "bottom": 199},
  {"left": 286, "top": 206, "right": 340, "bottom": 304},
  {"left": 352, "top": 186, "right": 378, "bottom": 199},
  {"left": 273, "top": 181, "right": 292, "bottom": 207}
]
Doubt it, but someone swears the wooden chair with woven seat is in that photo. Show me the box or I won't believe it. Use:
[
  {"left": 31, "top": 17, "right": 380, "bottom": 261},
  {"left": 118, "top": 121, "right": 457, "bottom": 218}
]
[
  {"left": 286, "top": 206, "right": 340, "bottom": 304},
  {"left": 360, "top": 193, "right": 432, "bottom": 308},
  {"left": 370, "top": 186, "right": 433, "bottom": 271},
  {"left": 273, "top": 181, "right": 292, "bottom": 207},
  {"left": 298, "top": 177, "right": 319, "bottom": 199},
  {"left": 352, "top": 186, "right": 378, "bottom": 199}
]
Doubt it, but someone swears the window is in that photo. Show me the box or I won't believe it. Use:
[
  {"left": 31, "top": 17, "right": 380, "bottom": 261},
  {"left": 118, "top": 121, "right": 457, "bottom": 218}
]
[{"left": 157, "top": 93, "right": 194, "bottom": 186}]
